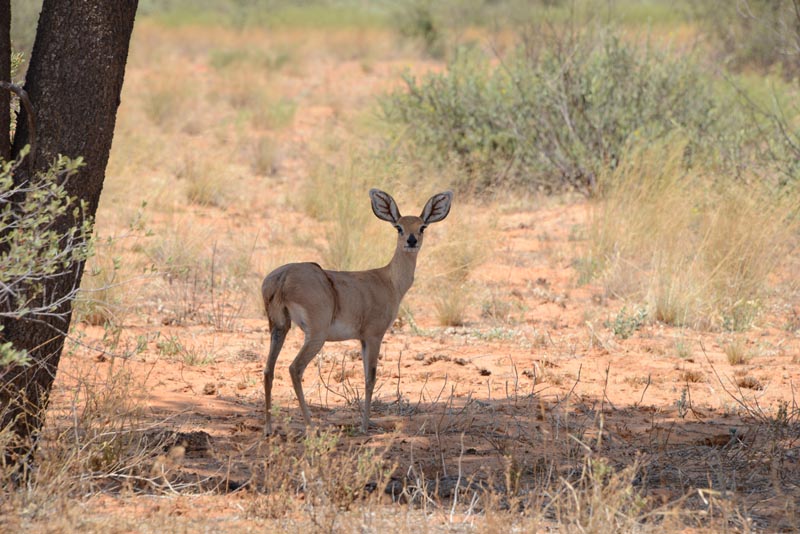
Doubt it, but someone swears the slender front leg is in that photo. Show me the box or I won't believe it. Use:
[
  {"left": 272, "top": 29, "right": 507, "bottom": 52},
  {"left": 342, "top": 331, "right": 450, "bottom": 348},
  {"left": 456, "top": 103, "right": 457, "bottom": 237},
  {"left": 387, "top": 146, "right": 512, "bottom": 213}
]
[{"left": 361, "top": 336, "right": 383, "bottom": 433}]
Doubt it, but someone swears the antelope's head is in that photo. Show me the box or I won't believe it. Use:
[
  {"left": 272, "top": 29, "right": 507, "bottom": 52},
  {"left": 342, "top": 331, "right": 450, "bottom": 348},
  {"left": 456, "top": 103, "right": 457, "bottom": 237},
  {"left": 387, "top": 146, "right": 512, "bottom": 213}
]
[{"left": 369, "top": 189, "right": 453, "bottom": 253}]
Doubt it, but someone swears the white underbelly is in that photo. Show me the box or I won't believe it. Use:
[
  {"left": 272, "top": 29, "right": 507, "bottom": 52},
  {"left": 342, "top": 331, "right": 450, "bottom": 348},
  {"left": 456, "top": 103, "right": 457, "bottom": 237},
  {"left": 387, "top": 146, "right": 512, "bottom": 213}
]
[{"left": 327, "top": 320, "right": 358, "bottom": 341}]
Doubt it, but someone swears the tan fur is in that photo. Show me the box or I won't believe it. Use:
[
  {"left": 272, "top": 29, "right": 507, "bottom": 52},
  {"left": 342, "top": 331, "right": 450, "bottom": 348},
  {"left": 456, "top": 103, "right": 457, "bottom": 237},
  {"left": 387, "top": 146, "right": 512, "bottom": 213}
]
[{"left": 261, "top": 189, "right": 452, "bottom": 434}]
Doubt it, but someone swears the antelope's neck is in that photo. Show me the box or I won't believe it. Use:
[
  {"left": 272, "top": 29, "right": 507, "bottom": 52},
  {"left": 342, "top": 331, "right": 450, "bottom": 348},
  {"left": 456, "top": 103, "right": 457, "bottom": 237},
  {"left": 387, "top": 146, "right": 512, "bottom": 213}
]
[{"left": 387, "top": 249, "right": 418, "bottom": 298}]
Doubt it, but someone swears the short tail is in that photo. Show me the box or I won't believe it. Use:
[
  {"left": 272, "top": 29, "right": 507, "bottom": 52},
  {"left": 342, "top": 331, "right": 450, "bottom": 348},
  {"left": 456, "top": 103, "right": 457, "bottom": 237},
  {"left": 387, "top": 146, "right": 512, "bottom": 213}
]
[{"left": 262, "top": 269, "right": 291, "bottom": 331}]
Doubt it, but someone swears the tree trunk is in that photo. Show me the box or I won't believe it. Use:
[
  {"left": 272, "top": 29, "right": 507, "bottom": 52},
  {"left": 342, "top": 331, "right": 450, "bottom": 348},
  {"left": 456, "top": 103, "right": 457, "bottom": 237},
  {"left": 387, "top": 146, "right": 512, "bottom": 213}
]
[
  {"left": 1, "top": 0, "right": 138, "bottom": 469},
  {"left": 0, "top": 0, "right": 10, "bottom": 161}
]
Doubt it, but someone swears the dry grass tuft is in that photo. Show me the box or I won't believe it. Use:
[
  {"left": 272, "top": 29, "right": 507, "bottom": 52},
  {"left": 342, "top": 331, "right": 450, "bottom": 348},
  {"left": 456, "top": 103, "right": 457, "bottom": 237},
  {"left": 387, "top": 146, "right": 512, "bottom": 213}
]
[
  {"left": 248, "top": 135, "right": 281, "bottom": 176},
  {"left": 680, "top": 369, "right": 705, "bottom": 383},
  {"left": 0, "top": 347, "right": 165, "bottom": 524},
  {"left": 736, "top": 375, "right": 763, "bottom": 390},
  {"left": 426, "top": 202, "right": 495, "bottom": 326},
  {"left": 75, "top": 241, "right": 128, "bottom": 326},
  {"left": 585, "top": 137, "right": 799, "bottom": 331},
  {"left": 301, "top": 151, "right": 396, "bottom": 271},
  {"left": 724, "top": 338, "right": 751, "bottom": 366},
  {"left": 177, "top": 153, "right": 231, "bottom": 207}
]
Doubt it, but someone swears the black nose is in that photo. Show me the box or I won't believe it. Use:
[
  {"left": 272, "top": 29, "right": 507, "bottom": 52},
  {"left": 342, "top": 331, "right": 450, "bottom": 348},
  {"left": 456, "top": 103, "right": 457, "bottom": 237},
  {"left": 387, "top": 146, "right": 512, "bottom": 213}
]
[{"left": 407, "top": 234, "right": 418, "bottom": 247}]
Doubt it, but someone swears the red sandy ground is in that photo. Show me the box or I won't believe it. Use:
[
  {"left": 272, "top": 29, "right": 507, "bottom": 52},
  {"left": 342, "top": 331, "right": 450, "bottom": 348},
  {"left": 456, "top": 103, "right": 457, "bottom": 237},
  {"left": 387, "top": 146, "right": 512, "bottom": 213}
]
[{"left": 39, "top": 30, "right": 800, "bottom": 531}]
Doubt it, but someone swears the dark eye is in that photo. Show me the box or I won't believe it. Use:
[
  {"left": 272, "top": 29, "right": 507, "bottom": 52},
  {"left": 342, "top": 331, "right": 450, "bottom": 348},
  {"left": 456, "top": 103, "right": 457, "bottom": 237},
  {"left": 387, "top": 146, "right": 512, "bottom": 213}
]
[
  {"left": 419, "top": 225, "right": 427, "bottom": 234},
  {"left": 395, "top": 225, "right": 403, "bottom": 234}
]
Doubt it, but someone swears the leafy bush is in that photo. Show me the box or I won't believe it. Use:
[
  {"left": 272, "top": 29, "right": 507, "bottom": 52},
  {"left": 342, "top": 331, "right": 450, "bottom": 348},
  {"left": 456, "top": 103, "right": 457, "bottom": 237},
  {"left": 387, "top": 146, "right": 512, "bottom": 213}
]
[
  {"left": 0, "top": 151, "right": 90, "bottom": 365},
  {"left": 382, "top": 30, "right": 743, "bottom": 193},
  {"left": 0, "top": 152, "right": 90, "bottom": 320}
]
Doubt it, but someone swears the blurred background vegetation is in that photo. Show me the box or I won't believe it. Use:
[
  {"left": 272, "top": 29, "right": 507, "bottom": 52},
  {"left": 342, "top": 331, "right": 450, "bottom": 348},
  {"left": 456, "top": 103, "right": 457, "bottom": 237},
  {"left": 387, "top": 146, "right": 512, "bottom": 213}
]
[
  {"left": 8, "top": 0, "right": 800, "bottom": 332},
  {"left": 14, "top": 0, "right": 798, "bottom": 190}
]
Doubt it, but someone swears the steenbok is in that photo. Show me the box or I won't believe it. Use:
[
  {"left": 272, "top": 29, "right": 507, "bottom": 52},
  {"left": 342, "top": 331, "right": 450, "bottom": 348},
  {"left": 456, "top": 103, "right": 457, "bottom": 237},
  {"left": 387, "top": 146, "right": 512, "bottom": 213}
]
[{"left": 261, "top": 189, "right": 453, "bottom": 434}]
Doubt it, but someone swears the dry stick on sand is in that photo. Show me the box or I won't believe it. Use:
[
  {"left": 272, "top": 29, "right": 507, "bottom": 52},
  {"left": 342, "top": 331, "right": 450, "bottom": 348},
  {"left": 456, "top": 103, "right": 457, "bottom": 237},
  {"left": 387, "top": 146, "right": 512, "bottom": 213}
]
[{"left": 261, "top": 189, "right": 453, "bottom": 435}]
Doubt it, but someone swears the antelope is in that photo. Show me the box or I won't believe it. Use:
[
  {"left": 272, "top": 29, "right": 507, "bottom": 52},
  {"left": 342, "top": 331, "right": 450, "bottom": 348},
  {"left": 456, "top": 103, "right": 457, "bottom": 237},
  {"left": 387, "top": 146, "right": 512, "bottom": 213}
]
[{"left": 261, "top": 189, "right": 453, "bottom": 434}]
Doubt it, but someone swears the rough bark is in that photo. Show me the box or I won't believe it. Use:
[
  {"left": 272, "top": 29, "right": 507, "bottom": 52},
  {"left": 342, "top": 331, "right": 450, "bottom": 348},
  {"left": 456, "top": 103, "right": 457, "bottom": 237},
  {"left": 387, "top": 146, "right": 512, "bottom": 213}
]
[
  {"left": 1, "top": 0, "right": 138, "bottom": 469},
  {"left": 0, "top": 0, "right": 10, "bottom": 161}
]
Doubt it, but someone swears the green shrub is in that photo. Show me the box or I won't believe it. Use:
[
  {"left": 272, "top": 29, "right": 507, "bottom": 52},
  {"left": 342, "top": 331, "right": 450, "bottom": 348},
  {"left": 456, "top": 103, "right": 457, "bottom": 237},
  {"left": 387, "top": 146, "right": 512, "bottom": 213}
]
[
  {"left": 0, "top": 152, "right": 91, "bottom": 320},
  {"left": 382, "top": 29, "right": 747, "bottom": 193}
]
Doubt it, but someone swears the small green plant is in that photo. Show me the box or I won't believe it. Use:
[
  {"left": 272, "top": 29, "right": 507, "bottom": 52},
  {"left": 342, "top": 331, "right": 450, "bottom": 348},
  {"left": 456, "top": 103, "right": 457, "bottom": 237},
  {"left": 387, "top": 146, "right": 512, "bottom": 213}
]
[
  {"left": 609, "top": 306, "right": 648, "bottom": 339},
  {"left": 473, "top": 326, "right": 521, "bottom": 342},
  {"left": 0, "top": 336, "right": 30, "bottom": 367},
  {"left": 156, "top": 335, "right": 184, "bottom": 358},
  {"left": 574, "top": 256, "right": 602, "bottom": 286},
  {"left": 674, "top": 338, "right": 691, "bottom": 359},
  {"left": 182, "top": 347, "right": 216, "bottom": 366},
  {"left": 156, "top": 334, "right": 214, "bottom": 365},
  {"left": 722, "top": 300, "right": 761, "bottom": 332}
]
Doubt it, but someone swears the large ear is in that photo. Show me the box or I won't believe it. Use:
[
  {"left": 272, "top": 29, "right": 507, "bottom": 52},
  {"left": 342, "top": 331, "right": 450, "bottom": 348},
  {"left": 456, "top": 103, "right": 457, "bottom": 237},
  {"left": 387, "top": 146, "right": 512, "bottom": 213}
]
[
  {"left": 420, "top": 191, "right": 453, "bottom": 224},
  {"left": 369, "top": 189, "right": 401, "bottom": 223}
]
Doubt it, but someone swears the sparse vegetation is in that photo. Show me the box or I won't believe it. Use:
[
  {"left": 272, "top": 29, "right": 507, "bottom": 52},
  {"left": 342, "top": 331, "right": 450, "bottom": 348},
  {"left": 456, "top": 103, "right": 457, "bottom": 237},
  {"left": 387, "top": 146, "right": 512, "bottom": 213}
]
[
  {"left": 695, "top": 0, "right": 800, "bottom": 79},
  {"left": 301, "top": 153, "right": 394, "bottom": 271},
  {"left": 74, "top": 236, "right": 127, "bottom": 327},
  {"left": 179, "top": 153, "right": 230, "bottom": 207},
  {"left": 584, "top": 139, "right": 799, "bottom": 330},
  {"left": 4, "top": 1, "right": 800, "bottom": 531},
  {"left": 674, "top": 337, "right": 692, "bottom": 360}
]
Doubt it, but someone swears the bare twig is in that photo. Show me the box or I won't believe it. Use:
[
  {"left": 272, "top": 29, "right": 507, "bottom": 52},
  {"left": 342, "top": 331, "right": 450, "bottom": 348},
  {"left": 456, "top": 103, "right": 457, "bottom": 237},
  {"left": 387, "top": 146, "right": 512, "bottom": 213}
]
[{"left": 635, "top": 373, "right": 651, "bottom": 407}]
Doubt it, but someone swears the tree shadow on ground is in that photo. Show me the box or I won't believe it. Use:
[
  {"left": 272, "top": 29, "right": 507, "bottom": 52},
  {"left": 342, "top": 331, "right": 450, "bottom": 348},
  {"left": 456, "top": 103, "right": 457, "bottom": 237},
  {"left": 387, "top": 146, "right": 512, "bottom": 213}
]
[{"left": 133, "top": 383, "right": 800, "bottom": 531}]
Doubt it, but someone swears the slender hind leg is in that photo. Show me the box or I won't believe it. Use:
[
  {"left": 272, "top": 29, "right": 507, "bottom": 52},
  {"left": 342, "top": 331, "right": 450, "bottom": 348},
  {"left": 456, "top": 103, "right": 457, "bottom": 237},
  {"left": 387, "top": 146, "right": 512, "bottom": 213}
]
[
  {"left": 288, "top": 335, "right": 326, "bottom": 430},
  {"left": 264, "top": 325, "right": 288, "bottom": 436}
]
